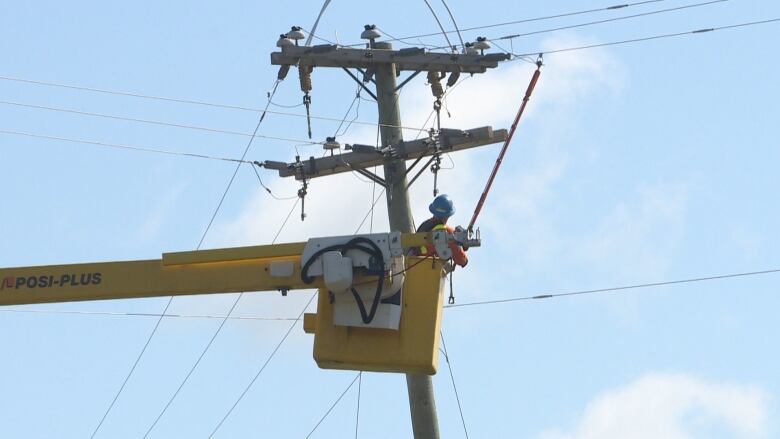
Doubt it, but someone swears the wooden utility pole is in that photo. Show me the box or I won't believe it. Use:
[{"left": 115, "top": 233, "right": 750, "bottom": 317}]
[
  {"left": 268, "top": 32, "right": 509, "bottom": 438},
  {"left": 373, "top": 40, "right": 439, "bottom": 439}
]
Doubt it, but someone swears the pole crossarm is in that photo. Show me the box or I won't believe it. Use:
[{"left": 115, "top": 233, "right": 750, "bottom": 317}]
[
  {"left": 271, "top": 45, "right": 510, "bottom": 73},
  {"left": 265, "top": 126, "right": 508, "bottom": 181}
]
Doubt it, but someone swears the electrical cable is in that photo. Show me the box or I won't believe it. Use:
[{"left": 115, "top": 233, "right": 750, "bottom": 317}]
[
  {"left": 207, "top": 291, "right": 317, "bottom": 438},
  {"left": 300, "top": 237, "right": 386, "bottom": 324},
  {"left": 422, "top": 0, "right": 455, "bottom": 50},
  {"left": 494, "top": 0, "right": 728, "bottom": 42},
  {"left": 92, "top": 79, "right": 284, "bottom": 437},
  {"left": 511, "top": 17, "right": 780, "bottom": 58},
  {"left": 141, "top": 295, "right": 243, "bottom": 438},
  {"left": 342, "top": 0, "right": 668, "bottom": 47},
  {"left": 305, "top": 373, "right": 362, "bottom": 438},
  {"left": 0, "top": 308, "right": 299, "bottom": 321},
  {"left": 251, "top": 164, "right": 299, "bottom": 201},
  {"left": 0, "top": 129, "right": 256, "bottom": 165},
  {"left": 440, "top": 332, "right": 469, "bottom": 438},
  {"left": 439, "top": 0, "right": 466, "bottom": 51},
  {"left": 140, "top": 187, "right": 300, "bottom": 437},
  {"left": 196, "top": 79, "right": 281, "bottom": 249},
  {"left": 89, "top": 296, "right": 174, "bottom": 438},
  {"left": 304, "top": 0, "right": 332, "bottom": 46},
  {"left": 445, "top": 267, "right": 780, "bottom": 309},
  {"left": 429, "top": 0, "right": 729, "bottom": 50},
  {"left": 0, "top": 99, "right": 321, "bottom": 145},
  {"left": 354, "top": 372, "right": 362, "bottom": 439},
  {"left": 0, "top": 75, "right": 429, "bottom": 133}
]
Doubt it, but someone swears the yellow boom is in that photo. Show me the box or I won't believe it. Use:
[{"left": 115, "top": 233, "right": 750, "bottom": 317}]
[{"left": 0, "top": 232, "right": 447, "bottom": 374}]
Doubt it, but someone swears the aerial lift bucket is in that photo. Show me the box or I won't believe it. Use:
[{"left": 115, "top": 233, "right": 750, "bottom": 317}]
[{"left": 303, "top": 258, "right": 446, "bottom": 375}]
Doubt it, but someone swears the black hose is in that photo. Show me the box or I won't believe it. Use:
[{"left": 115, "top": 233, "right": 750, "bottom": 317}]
[{"left": 300, "top": 237, "right": 386, "bottom": 324}]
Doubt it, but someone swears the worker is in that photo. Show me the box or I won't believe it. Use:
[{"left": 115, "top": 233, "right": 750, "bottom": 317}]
[{"left": 415, "top": 194, "right": 468, "bottom": 268}]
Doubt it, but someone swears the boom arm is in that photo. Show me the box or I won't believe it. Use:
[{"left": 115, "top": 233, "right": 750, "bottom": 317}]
[{"left": 0, "top": 233, "right": 432, "bottom": 306}]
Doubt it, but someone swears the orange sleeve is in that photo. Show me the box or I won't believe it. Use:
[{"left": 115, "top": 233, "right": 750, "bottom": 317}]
[{"left": 445, "top": 225, "right": 468, "bottom": 267}]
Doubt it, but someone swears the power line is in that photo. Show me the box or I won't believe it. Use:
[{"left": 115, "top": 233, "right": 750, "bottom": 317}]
[
  {"left": 440, "top": 0, "right": 466, "bottom": 51},
  {"left": 89, "top": 295, "right": 174, "bottom": 438},
  {"left": 511, "top": 18, "right": 780, "bottom": 57},
  {"left": 207, "top": 291, "right": 317, "bottom": 438},
  {"left": 90, "top": 78, "right": 285, "bottom": 437},
  {"left": 0, "top": 99, "right": 322, "bottom": 145},
  {"left": 195, "top": 79, "right": 282, "bottom": 249},
  {"left": 305, "top": 373, "right": 362, "bottom": 438},
  {"left": 0, "top": 129, "right": 255, "bottom": 165},
  {"left": 440, "top": 332, "right": 469, "bottom": 438},
  {"left": 141, "top": 162, "right": 301, "bottom": 436},
  {"left": 430, "top": 0, "right": 729, "bottom": 50},
  {"left": 343, "top": 0, "right": 668, "bottom": 47},
  {"left": 422, "top": 0, "right": 455, "bottom": 50},
  {"left": 354, "top": 372, "right": 362, "bottom": 439},
  {"left": 445, "top": 267, "right": 780, "bottom": 309},
  {"left": 141, "top": 295, "right": 243, "bottom": 438},
  {"left": 0, "top": 308, "right": 299, "bottom": 321},
  {"left": 0, "top": 75, "right": 429, "bottom": 133},
  {"left": 251, "top": 164, "right": 298, "bottom": 201}
]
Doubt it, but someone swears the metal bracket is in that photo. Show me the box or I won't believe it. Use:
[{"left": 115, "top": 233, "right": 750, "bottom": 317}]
[
  {"left": 395, "top": 70, "right": 422, "bottom": 92},
  {"left": 342, "top": 68, "right": 378, "bottom": 101}
]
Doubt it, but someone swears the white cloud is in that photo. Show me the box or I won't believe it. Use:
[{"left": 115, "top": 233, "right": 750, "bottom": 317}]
[
  {"left": 538, "top": 373, "right": 770, "bottom": 439},
  {"left": 137, "top": 182, "right": 188, "bottom": 241},
  {"left": 577, "top": 181, "right": 690, "bottom": 280}
]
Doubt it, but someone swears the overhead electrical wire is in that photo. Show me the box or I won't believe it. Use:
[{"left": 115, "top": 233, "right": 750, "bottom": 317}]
[
  {"left": 445, "top": 267, "right": 780, "bottom": 309},
  {"left": 0, "top": 99, "right": 322, "bottom": 145},
  {"left": 422, "top": 0, "right": 456, "bottom": 50},
  {"left": 354, "top": 372, "right": 362, "bottom": 439},
  {"left": 0, "top": 75, "right": 429, "bottom": 133},
  {"left": 141, "top": 167, "right": 301, "bottom": 437},
  {"left": 90, "top": 77, "right": 284, "bottom": 437},
  {"left": 510, "top": 17, "right": 780, "bottom": 57},
  {"left": 429, "top": 0, "right": 730, "bottom": 50},
  {"left": 207, "top": 291, "right": 317, "bottom": 438},
  {"left": 342, "top": 0, "right": 669, "bottom": 47},
  {"left": 439, "top": 0, "right": 466, "bottom": 51},
  {"left": 0, "top": 308, "right": 299, "bottom": 321},
  {"left": 440, "top": 332, "right": 469, "bottom": 439},
  {"left": 251, "top": 164, "right": 298, "bottom": 201},
  {"left": 0, "top": 129, "right": 255, "bottom": 165},
  {"left": 305, "top": 373, "right": 362, "bottom": 438}
]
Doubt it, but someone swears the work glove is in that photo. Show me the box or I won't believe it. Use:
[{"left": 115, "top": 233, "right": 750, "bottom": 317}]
[{"left": 443, "top": 261, "right": 455, "bottom": 273}]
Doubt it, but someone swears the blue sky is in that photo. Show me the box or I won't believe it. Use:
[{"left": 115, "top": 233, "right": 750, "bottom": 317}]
[{"left": 1, "top": 0, "right": 779, "bottom": 438}]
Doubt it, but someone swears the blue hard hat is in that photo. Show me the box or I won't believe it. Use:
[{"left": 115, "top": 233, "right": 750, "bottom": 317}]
[{"left": 429, "top": 194, "right": 455, "bottom": 218}]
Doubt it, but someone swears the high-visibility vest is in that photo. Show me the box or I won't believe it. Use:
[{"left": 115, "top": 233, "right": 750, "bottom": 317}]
[{"left": 419, "top": 223, "right": 447, "bottom": 256}]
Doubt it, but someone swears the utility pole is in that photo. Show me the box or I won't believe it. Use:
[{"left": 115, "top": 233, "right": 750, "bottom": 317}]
[
  {"left": 374, "top": 41, "right": 439, "bottom": 439},
  {"left": 267, "top": 28, "right": 510, "bottom": 438}
]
